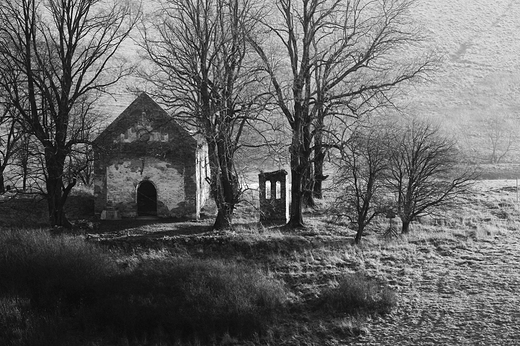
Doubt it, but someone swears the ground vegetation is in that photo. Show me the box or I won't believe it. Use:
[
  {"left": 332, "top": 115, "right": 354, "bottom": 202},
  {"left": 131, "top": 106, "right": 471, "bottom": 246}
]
[{"left": 1, "top": 179, "right": 519, "bottom": 345}]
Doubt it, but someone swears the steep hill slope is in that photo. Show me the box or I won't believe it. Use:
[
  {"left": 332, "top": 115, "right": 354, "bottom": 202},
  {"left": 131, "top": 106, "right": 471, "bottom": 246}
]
[
  {"left": 410, "top": 0, "right": 520, "bottom": 162},
  {"left": 96, "top": 0, "right": 520, "bottom": 164}
]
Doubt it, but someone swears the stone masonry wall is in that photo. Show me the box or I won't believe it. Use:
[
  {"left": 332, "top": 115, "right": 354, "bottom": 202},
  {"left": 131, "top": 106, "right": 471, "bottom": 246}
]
[
  {"left": 93, "top": 93, "right": 205, "bottom": 220},
  {"left": 105, "top": 156, "right": 196, "bottom": 218}
]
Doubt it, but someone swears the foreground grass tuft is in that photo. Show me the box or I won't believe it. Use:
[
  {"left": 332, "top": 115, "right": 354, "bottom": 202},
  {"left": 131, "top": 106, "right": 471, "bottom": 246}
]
[
  {"left": 0, "top": 228, "right": 115, "bottom": 309},
  {"left": 96, "top": 258, "right": 288, "bottom": 342},
  {"left": 320, "top": 272, "right": 396, "bottom": 315},
  {"left": 0, "top": 228, "right": 287, "bottom": 345}
]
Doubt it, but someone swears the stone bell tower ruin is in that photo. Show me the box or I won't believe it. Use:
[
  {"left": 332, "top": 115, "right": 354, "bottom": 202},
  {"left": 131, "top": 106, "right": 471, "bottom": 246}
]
[{"left": 258, "top": 170, "right": 289, "bottom": 225}]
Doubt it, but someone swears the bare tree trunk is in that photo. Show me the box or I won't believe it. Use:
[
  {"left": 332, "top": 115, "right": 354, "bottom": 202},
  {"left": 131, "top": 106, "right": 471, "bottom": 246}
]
[
  {"left": 0, "top": 171, "right": 5, "bottom": 194},
  {"left": 354, "top": 226, "right": 363, "bottom": 244},
  {"left": 302, "top": 164, "right": 315, "bottom": 208},
  {"left": 301, "top": 114, "right": 315, "bottom": 208},
  {"left": 313, "top": 145, "right": 326, "bottom": 199},
  {"left": 45, "top": 146, "right": 76, "bottom": 228},
  {"left": 287, "top": 130, "right": 305, "bottom": 228},
  {"left": 401, "top": 219, "right": 411, "bottom": 234},
  {"left": 288, "top": 165, "right": 304, "bottom": 228},
  {"left": 213, "top": 198, "right": 233, "bottom": 229},
  {"left": 208, "top": 136, "right": 239, "bottom": 230},
  {"left": 46, "top": 176, "right": 75, "bottom": 228},
  {"left": 22, "top": 162, "right": 28, "bottom": 192}
]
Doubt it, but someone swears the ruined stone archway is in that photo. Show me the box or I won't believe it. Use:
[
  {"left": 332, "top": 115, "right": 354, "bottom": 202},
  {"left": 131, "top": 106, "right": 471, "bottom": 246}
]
[{"left": 137, "top": 180, "right": 157, "bottom": 216}]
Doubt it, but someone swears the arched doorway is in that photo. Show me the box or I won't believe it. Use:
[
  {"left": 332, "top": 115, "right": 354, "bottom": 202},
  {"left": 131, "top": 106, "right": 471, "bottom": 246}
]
[{"left": 137, "top": 180, "right": 157, "bottom": 216}]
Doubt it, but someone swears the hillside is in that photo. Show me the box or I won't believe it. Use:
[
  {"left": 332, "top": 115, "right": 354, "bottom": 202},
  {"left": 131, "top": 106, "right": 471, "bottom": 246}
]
[
  {"left": 96, "top": 0, "right": 520, "bottom": 165},
  {"left": 410, "top": 0, "right": 520, "bottom": 162}
]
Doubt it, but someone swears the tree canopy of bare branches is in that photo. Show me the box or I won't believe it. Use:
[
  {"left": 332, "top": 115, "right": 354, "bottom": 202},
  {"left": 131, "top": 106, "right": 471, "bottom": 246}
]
[
  {"left": 387, "top": 118, "right": 476, "bottom": 233},
  {"left": 249, "top": 0, "right": 436, "bottom": 228},
  {"left": 0, "top": 0, "right": 139, "bottom": 226},
  {"left": 334, "top": 120, "right": 392, "bottom": 243},
  {"left": 140, "top": 0, "right": 268, "bottom": 229},
  {"left": 0, "top": 100, "right": 23, "bottom": 194}
]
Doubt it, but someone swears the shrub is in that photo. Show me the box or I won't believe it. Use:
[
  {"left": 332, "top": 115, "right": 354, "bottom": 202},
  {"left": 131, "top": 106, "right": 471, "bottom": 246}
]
[
  {"left": 0, "top": 228, "right": 116, "bottom": 309},
  {"left": 0, "top": 296, "right": 91, "bottom": 346},
  {"left": 94, "top": 258, "right": 288, "bottom": 342},
  {"left": 0, "top": 229, "right": 288, "bottom": 344},
  {"left": 320, "top": 272, "right": 396, "bottom": 315}
]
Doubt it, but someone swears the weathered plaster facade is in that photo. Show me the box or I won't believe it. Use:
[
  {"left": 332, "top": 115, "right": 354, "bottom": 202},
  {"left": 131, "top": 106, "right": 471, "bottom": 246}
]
[{"left": 93, "top": 93, "right": 210, "bottom": 219}]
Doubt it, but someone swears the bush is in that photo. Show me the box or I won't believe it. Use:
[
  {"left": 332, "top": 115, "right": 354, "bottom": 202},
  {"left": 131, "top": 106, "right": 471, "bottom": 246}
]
[
  {"left": 0, "top": 228, "right": 116, "bottom": 309},
  {"left": 0, "top": 229, "right": 287, "bottom": 344},
  {"left": 320, "top": 272, "right": 396, "bottom": 315},
  {"left": 95, "top": 258, "right": 288, "bottom": 341}
]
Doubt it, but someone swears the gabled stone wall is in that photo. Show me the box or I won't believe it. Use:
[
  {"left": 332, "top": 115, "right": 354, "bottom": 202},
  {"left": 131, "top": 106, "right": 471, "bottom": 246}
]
[{"left": 93, "top": 93, "right": 208, "bottom": 220}]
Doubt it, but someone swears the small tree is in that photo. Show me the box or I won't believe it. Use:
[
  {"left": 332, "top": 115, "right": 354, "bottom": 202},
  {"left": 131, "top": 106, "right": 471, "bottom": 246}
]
[
  {"left": 386, "top": 118, "right": 475, "bottom": 233},
  {"left": 482, "top": 113, "right": 518, "bottom": 164},
  {"left": 335, "top": 121, "right": 391, "bottom": 244}
]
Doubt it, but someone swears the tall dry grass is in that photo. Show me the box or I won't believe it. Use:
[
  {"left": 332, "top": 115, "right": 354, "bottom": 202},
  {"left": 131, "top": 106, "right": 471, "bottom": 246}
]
[{"left": 0, "top": 228, "right": 288, "bottom": 345}]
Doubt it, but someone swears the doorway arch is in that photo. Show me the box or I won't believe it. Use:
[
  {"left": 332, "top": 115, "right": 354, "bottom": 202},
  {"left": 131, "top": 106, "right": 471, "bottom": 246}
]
[{"left": 137, "top": 180, "right": 157, "bottom": 216}]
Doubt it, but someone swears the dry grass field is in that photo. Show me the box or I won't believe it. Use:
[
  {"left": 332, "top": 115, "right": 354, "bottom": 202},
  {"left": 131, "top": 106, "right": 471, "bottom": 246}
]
[
  {"left": 1, "top": 178, "right": 520, "bottom": 345},
  {"left": 2, "top": 1, "right": 520, "bottom": 344}
]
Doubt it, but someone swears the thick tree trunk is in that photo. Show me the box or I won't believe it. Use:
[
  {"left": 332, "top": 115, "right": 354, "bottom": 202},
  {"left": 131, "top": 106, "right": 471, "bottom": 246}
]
[
  {"left": 22, "top": 163, "right": 28, "bottom": 191},
  {"left": 354, "top": 226, "right": 363, "bottom": 244},
  {"left": 312, "top": 112, "right": 325, "bottom": 200},
  {"left": 0, "top": 171, "right": 5, "bottom": 194},
  {"left": 211, "top": 171, "right": 237, "bottom": 230},
  {"left": 45, "top": 147, "right": 75, "bottom": 228},
  {"left": 213, "top": 198, "right": 233, "bottom": 230},
  {"left": 401, "top": 219, "right": 411, "bottom": 234},
  {"left": 287, "top": 165, "right": 304, "bottom": 228},
  {"left": 46, "top": 177, "right": 75, "bottom": 228},
  {"left": 301, "top": 119, "right": 315, "bottom": 208},
  {"left": 313, "top": 146, "right": 326, "bottom": 199},
  {"left": 302, "top": 164, "right": 315, "bottom": 208},
  {"left": 207, "top": 137, "right": 239, "bottom": 231},
  {"left": 287, "top": 130, "right": 305, "bottom": 228}
]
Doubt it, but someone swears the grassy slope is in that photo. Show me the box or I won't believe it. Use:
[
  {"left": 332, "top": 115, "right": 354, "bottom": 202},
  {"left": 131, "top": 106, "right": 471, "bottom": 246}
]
[
  {"left": 94, "top": 1, "right": 520, "bottom": 172},
  {"left": 410, "top": 0, "right": 520, "bottom": 162},
  {"left": 83, "top": 179, "right": 520, "bottom": 345},
  {"left": 2, "top": 179, "right": 519, "bottom": 344}
]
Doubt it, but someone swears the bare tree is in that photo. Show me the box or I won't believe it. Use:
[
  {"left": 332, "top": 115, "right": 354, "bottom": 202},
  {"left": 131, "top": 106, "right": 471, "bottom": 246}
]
[
  {"left": 0, "top": 0, "right": 139, "bottom": 227},
  {"left": 386, "top": 118, "right": 475, "bottom": 234},
  {"left": 10, "top": 132, "right": 38, "bottom": 192},
  {"left": 66, "top": 144, "right": 94, "bottom": 186},
  {"left": 64, "top": 95, "right": 103, "bottom": 187},
  {"left": 139, "top": 0, "right": 267, "bottom": 229},
  {"left": 334, "top": 120, "right": 392, "bottom": 243},
  {"left": 482, "top": 114, "right": 518, "bottom": 164},
  {"left": 249, "top": 0, "right": 435, "bottom": 228},
  {"left": 0, "top": 102, "right": 22, "bottom": 193}
]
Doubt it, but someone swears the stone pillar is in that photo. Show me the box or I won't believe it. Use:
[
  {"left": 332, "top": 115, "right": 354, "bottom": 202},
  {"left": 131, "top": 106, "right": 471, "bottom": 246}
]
[{"left": 259, "top": 170, "right": 288, "bottom": 225}]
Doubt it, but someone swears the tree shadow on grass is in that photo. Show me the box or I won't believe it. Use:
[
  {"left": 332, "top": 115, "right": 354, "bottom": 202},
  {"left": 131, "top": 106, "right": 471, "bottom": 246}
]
[{"left": 94, "top": 218, "right": 212, "bottom": 236}]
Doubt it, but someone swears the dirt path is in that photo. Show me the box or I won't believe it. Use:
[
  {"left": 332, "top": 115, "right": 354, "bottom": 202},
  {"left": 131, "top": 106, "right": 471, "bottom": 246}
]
[{"left": 351, "top": 228, "right": 520, "bottom": 345}]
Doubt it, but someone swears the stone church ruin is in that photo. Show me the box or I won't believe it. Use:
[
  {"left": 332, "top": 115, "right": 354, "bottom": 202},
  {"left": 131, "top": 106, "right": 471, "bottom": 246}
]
[
  {"left": 93, "top": 93, "right": 210, "bottom": 220},
  {"left": 259, "top": 170, "right": 289, "bottom": 225}
]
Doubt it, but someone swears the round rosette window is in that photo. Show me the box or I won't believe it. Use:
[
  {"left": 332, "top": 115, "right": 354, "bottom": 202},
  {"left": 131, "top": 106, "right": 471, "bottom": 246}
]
[{"left": 137, "top": 129, "right": 150, "bottom": 142}]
